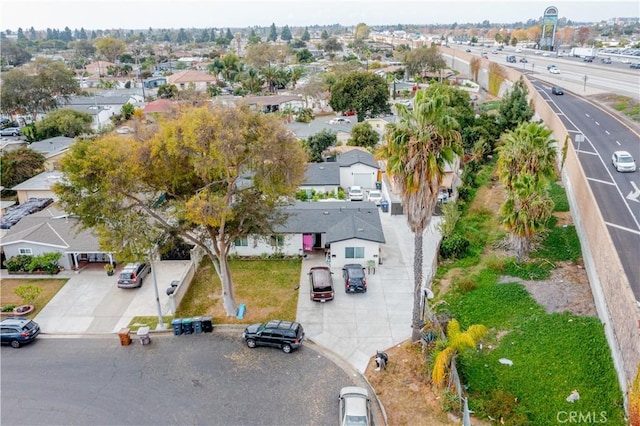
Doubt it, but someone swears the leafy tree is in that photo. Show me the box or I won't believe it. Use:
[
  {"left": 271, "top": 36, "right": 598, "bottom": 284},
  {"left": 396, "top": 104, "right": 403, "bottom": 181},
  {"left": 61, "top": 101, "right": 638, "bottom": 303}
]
[
  {"left": 377, "top": 85, "right": 462, "bottom": 341},
  {"left": 498, "top": 77, "right": 533, "bottom": 133},
  {"left": 70, "top": 39, "right": 96, "bottom": 59},
  {"left": 280, "top": 25, "right": 292, "bottom": 41},
  {"left": 354, "top": 23, "right": 370, "bottom": 41},
  {"left": 267, "top": 23, "right": 278, "bottom": 42},
  {"left": 0, "top": 147, "right": 46, "bottom": 191},
  {"left": 0, "top": 59, "right": 79, "bottom": 122},
  {"left": 329, "top": 71, "right": 390, "bottom": 122},
  {"left": 290, "top": 39, "right": 306, "bottom": 49},
  {"left": 121, "top": 103, "right": 135, "bottom": 120},
  {"left": 323, "top": 37, "right": 343, "bottom": 53},
  {"left": 402, "top": 46, "right": 447, "bottom": 80},
  {"left": 301, "top": 27, "right": 311, "bottom": 41},
  {"left": 30, "top": 108, "right": 93, "bottom": 140},
  {"left": 94, "top": 37, "right": 126, "bottom": 62},
  {"left": 54, "top": 105, "right": 307, "bottom": 317},
  {"left": 0, "top": 39, "right": 32, "bottom": 66},
  {"left": 176, "top": 28, "right": 189, "bottom": 43},
  {"left": 295, "top": 48, "right": 314, "bottom": 63},
  {"left": 157, "top": 84, "right": 178, "bottom": 99},
  {"left": 225, "top": 28, "right": 233, "bottom": 41},
  {"left": 321, "top": 30, "right": 329, "bottom": 40},
  {"left": 348, "top": 122, "right": 379, "bottom": 148},
  {"left": 306, "top": 129, "right": 336, "bottom": 162}
]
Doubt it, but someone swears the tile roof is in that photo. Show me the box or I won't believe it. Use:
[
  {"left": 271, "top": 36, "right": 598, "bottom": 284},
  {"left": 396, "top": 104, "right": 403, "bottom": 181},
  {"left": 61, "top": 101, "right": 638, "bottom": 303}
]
[{"left": 167, "top": 70, "right": 217, "bottom": 84}]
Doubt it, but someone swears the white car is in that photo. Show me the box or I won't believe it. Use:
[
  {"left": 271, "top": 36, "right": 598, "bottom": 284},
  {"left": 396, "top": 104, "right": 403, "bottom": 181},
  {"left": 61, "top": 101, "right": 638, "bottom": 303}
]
[
  {"left": 549, "top": 67, "right": 560, "bottom": 74},
  {"left": 116, "top": 126, "right": 134, "bottom": 134},
  {"left": 348, "top": 186, "right": 364, "bottom": 201},
  {"left": 339, "top": 386, "right": 371, "bottom": 426},
  {"left": 329, "top": 117, "right": 351, "bottom": 125},
  {"left": 611, "top": 151, "right": 637, "bottom": 172},
  {"left": 366, "top": 189, "right": 383, "bottom": 206}
]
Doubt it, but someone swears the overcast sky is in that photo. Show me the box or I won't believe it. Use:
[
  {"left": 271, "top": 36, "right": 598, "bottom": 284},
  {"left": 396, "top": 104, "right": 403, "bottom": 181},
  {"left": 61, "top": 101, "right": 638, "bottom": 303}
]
[{"left": 1, "top": 0, "right": 638, "bottom": 31}]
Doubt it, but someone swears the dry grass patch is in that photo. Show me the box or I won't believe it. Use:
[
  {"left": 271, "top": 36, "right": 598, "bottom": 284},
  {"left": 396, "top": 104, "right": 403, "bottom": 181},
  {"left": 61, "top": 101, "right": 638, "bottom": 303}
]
[{"left": 0, "top": 278, "right": 68, "bottom": 316}]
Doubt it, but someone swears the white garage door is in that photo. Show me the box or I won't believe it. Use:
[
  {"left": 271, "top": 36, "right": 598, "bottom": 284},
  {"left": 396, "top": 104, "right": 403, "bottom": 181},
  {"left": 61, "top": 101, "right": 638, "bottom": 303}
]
[{"left": 353, "top": 173, "right": 371, "bottom": 188}]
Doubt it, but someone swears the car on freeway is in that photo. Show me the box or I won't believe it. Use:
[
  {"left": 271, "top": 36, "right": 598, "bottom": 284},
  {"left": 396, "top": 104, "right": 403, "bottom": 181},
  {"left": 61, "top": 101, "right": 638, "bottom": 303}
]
[
  {"left": 342, "top": 264, "right": 367, "bottom": 293},
  {"left": 117, "top": 262, "right": 151, "bottom": 289},
  {"left": 542, "top": 52, "right": 550, "bottom": 57},
  {"left": 549, "top": 67, "right": 560, "bottom": 74},
  {"left": 1, "top": 318, "right": 41, "bottom": 348},
  {"left": 366, "top": 189, "right": 383, "bottom": 206},
  {"left": 611, "top": 151, "right": 636, "bottom": 173},
  {"left": 557, "top": 52, "right": 564, "bottom": 57},
  {"left": 630, "top": 63, "right": 640, "bottom": 69},
  {"left": 309, "top": 266, "right": 334, "bottom": 302},
  {"left": 0, "top": 127, "right": 21, "bottom": 136},
  {"left": 551, "top": 86, "right": 564, "bottom": 95},
  {"left": 583, "top": 56, "right": 594, "bottom": 62},
  {"left": 519, "top": 57, "right": 527, "bottom": 63},
  {"left": 465, "top": 48, "right": 471, "bottom": 53},
  {"left": 339, "top": 386, "right": 371, "bottom": 426},
  {"left": 242, "top": 320, "right": 305, "bottom": 353},
  {"left": 329, "top": 117, "right": 351, "bottom": 124},
  {"left": 348, "top": 186, "right": 364, "bottom": 201},
  {"left": 601, "top": 57, "right": 612, "bottom": 64}
]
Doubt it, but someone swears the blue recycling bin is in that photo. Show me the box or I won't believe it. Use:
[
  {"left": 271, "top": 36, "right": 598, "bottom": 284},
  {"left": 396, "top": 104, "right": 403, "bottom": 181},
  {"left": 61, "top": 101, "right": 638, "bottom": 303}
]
[
  {"left": 380, "top": 200, "right": 389, "bottom": 213},
  {"left": 182, "top": 318, "right": 193, "bottom": 334},
  {"left": 171, "top": 318, "right": 183, "bottom": 336},
  {"left": 192, "top": 316, "right": 203, "bottom": 334}
]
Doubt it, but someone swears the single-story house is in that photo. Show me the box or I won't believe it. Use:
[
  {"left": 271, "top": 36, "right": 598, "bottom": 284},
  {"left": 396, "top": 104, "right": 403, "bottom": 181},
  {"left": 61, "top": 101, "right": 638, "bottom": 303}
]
[
  {"left": 28, "top": 136, "right": 75, "bottom": 171},
  {"left": 335, "top": 149, "right": 380, "bottom": 189},
  {"left": 230, "top": 201, "right": 385, "bottom": 267},
  {"left": 84, "top": 61, "right": 116, "bottom": 77},
  {"left": 144, "top": 99, "right": 176, "bottom": 115},
  {"left": 11, "top": 170, "right": 62, "bottom": 204},
  {"left": 63, "top": 93, "right": 144, "bottom": 131},
  {"left": 301, "top": 162, "right": 340, "bottom": 194},
  {"left": 286, "top": 116, "right": 352, "bottom": 145},
  {"left": 144, "top": 76, "right": 168, "bottom": 88},
  {"left": 166, "top": 70, "right": 217, "bottom": 92},
  {"left": 242, "top": 95, "right": 306, "bottom": 114},
  {"left": 0, "top": 205, "right": 114, "bottom": 270}
]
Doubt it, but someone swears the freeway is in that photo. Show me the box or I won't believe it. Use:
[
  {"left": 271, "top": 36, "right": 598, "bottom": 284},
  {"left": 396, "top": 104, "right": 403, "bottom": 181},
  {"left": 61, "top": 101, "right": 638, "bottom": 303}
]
[{"left": 532, "top": 79, "right": 640, "bottom": 302}]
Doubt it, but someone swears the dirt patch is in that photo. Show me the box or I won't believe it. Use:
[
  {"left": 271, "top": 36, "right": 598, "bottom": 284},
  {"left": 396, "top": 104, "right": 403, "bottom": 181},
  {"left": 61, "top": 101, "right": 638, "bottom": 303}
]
[
  {"left": 588, "top": 93, "right": 640, "bottom": 132},
  {"left": 0, "top": 278, "right": 67, "bottom": 316}
]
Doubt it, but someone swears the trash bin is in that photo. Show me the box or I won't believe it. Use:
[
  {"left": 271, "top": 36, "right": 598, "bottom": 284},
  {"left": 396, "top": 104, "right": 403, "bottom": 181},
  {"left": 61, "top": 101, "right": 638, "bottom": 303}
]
[
  {"left": 375, "top": 181, "right": 382, "bottom": 190},
  {"left": 380, "top": 200, "right": 389, "bottom": 213},
  {"left": 192, "top": 316, "right": 203, "bottom": 334},
  {"left": 118, "top": 328, "right": 131, "bottom": 346},
  {"left": 182, "top": 317, "right": 193, "bottom": 335},
  {"left": 137, "top": 326, "right": 151, "bottom": 345},
  {"left": 166, "top": 286, "right": 176, "bottom": 296},
  {"left": 202, "top": 316, "right": 213, "bottom": 333},
  {"left": 171, "top": 318, "right": 183, "bottom": 336}
]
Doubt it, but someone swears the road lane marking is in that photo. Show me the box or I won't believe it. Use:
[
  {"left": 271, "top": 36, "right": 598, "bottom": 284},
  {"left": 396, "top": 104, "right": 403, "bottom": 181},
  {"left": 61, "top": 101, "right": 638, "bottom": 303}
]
[
  {"left": 616, "top": 140, "right": 621, "bottom": 146},
  {"left": 627, "top": 182, "right": 640, "bottom": 203},
  {"left": 576, "top": 149, "right": 598, "bottom": 155},
  {"left": 587, "top": 177, "right": 616, "bottom": 185},
  {"left": 595, "top": 121, "right": 600, "bottom": 126},
  {"left": 605, "top": 222, "right": 640, "bottom": 235},
  {"left": 605, "top": 130, "right": 610, "bottom": 135}
]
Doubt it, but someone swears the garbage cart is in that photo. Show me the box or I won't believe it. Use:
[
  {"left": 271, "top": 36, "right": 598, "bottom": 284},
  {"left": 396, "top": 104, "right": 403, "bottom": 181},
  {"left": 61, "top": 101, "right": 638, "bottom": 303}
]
[
  {"left": 380, "top": 200, "right": 389, "bottom": 213},
  {"left": 192, "top": 317, "right": 203, "bottom": 334},
  {"left": 202, "top": 316, "right": 213, "bottom": 333},
  {"left": 137, "top": 326, "right": 151, "bottom": 345},
  {"left": 171, "top": 318, "right": 183, "bottom": 336},
  {"left": 118, "top": 328, "right": 131, "bottom": 346}
]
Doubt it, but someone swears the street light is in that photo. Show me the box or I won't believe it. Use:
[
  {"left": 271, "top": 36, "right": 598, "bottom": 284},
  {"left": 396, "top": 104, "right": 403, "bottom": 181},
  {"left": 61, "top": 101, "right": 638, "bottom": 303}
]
[{"left": 149, "top": 249, "right": 165, "bottom": 330}]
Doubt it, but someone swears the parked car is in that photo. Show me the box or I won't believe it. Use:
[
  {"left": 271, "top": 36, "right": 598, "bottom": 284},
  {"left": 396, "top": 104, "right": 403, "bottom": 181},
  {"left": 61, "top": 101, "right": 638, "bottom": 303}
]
[
  {"left": 339, "top": 386, "right": 371, "bottom": 426},
  {"left": 366, "top": 189, "right": 383, "bottom": 206},
  {"left": 342, "top": 264, "right": 367, "bottom": 293},
  {"left": 1, "top": 318, "right": 41, "bottom": 348},
  {"left": 242, "top": 320, "right": 305, "bottom": 353},
  {"left": 611, "top": 151, "right": 637, "bottom": 172},
  {"left": 309, "top": 266, "right": 334, "bottom": 302},
  {"left": 329, "top": 117, "right": 351, "bottom": 124},
  {"left": 117, "top": 262, "right": 151, "bottom": 289},
  {"left": 348, "top": 186, "right": 364, "bottom": 201},
  {"left": 551, "top": 86, "right": 564, "bottom": 95},
  {"left": 0, "top": 127, "right": 21, "bottom": 136}
]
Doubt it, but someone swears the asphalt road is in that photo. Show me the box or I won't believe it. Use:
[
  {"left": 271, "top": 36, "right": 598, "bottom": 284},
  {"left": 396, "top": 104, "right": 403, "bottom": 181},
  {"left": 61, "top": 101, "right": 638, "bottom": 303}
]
[
  {"left": 1, "top": 331, "right": 363, "bottom": 426},
  {"left": 532, "top": 79, "right": 640, "bottom": 300}
]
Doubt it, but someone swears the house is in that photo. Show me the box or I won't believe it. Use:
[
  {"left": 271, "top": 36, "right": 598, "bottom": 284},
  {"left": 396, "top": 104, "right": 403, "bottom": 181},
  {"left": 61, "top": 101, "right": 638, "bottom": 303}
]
[
  {"left": 84, "top": 61, "right": 116, "bottom": 77},
  {"left": 63, "top": 93, "right": 144, "bottom": 131},
  {"left": 335, "top": 149, "right": 380, "bottom": 189},
  {"left": 230, "top": 201, "right": 385, "bottom": 267},
  {"left": 144, "top": 99, "right": 176, "bottom": 115},
  {"left": 242, "top": 95, "right": 305, "bottom": 114},
  {"left": 166, "top": 70, "right": 217, "bottom": 92},
  {"left": 11, "top": 170, "right": 62, "bottom": 204},
  {"left": 0, "top": 205, "right": 114, "bottom": 270},
  {"left": 301, "top": 162, "right": 340, "bottom": 194},
  {"left": 144, "top": 76, "right": 168, "bottom": 88},
  {"left": 28, "top": 136, "right": 75, "bottom": 170},
  {"left": 286, "top": 116, "right": 352, "bottom": 145}
]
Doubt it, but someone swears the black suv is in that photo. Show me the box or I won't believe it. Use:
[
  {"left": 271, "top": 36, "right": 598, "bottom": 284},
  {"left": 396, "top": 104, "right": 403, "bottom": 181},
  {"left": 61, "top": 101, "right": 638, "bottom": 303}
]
[
  {"left": 342, "top": 264, "right": 367, "bottom": 293},
  {"left": 243, "top": 320, "right": 305, "bottom": 353},
  {"left": 1, "top": 318, "right": 41, "bottom": 348}
]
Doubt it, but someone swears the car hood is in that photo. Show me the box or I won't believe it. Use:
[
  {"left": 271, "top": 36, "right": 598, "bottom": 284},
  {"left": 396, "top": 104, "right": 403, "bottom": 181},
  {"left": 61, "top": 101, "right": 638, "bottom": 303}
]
[{"left": 245, "top": 323, "right": 262, "bottom": 334}]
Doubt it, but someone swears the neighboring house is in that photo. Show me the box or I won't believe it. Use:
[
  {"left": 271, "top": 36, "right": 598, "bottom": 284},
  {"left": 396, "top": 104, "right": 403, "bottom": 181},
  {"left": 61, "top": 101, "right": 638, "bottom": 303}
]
[
  {"left": 301, "top": 162, "right": 340, "bottom": 194},
  {"left": 28, "top": 136, "right": 75, "bottom": 171},
  {"left": 144, "top": 99, "right": 176, "bottom": 115},
  {"left": 85, "top": 61, "right": 116, "bottom": 77},
  {"left": 242, "top": 95, "right": 305, "bottom": 114},
  {"left": 335, "top": 149, "right": 380, "bottom": 189},
  {"left": 11, "top": 170, "right": 62, "bottom": 204},
  {"left": 286, "top": 116, "right": 352, "bottom": 145},
  {"left": 230, "top": 201, "right": 385, "bottom": 267},
  {"left": 166, "top": 70, "right": 217, "bottom": 92},
  {"left": 144, "top": 76, "right": 168, "bottom": 88},
  {"left": 63, "top": 93, "right": 144, "bottom": 131},
  {"left": 0, "top": 205, "right": 114, "bottom": 271}
]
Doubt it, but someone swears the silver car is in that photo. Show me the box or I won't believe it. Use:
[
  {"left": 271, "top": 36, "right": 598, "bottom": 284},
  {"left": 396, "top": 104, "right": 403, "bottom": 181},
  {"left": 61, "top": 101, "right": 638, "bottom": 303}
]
[
  {"left": 339, "top": 386, "right": 371, "bottom": 426},
  {"left": 611, "top": 151, "right": 636, "bottom": 172}
]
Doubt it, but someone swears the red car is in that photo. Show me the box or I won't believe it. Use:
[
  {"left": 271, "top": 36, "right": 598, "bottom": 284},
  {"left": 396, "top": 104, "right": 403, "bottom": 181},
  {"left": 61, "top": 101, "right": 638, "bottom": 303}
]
[{"left": 343, "top": 110, "right": 356, "bottom": 116}]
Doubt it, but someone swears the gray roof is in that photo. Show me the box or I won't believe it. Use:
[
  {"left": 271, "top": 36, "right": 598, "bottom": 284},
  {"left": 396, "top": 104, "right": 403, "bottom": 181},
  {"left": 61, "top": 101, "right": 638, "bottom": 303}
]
[
  {"left": 12, "top": 170, "right": 64, "bottom": 191},
  {"left": 303, "top": 162, "right": 340, "bottom": 186},
  {"left": 0, "top": 206, "right": 103, "bottom": 252},
  {"left": 28, "top": 136, "right": 74, "bottom": 158},
  {"left": 277, "top": 201, "right": 385, "bottom": 244},
  {"left": 336, "top": 150, "right": 379, "bottom": 169},
  {"left": 286, "top": 116, "right": 353, "bottom": 140}
]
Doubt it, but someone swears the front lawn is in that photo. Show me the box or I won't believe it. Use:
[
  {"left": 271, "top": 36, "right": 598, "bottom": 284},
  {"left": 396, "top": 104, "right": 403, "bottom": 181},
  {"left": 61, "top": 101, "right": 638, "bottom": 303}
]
[{"left": 0, "top": 278, "right": 68, "bottom": 317}]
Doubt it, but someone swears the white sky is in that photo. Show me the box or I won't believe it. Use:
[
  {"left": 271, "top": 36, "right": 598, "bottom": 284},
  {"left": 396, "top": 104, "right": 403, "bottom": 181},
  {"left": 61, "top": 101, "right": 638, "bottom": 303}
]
[{"left": 1, "top": 0, "right": 638, "bottom": 31}]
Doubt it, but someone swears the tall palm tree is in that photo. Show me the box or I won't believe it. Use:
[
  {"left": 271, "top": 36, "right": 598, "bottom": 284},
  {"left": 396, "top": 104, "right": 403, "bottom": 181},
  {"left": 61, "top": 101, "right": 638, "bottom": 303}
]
[
  {"left": 432, "top": 319, "right": 487, "bottom": 387},
  {"left": 377, "top": 84, "right": 462, "bottom": 341},
  {"left": 261, "top": 64, "right": 278, "bottom": 93}
]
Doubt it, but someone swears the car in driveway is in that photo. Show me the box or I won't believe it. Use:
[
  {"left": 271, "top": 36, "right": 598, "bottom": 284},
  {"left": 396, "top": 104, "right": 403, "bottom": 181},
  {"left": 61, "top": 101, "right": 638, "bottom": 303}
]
[
  {"left": 611, "top": 151, "right": 636, "bottom": 172},
  {"left": 309, "top": 266, "right": 334, "bottom": 302},
  {"left": 117, "top": 262, "right": 151, "bottom": 288},
  {"left": 242, "top": 320, "right": 305, "bottom": 353},
  {"left": 329, "top": 117, "right": 351, "bottom": 124},
  {"left": 339, "top": 386, "right": 371, "bottom": 426},
  {"left": 0, "top": 127, "right": 21, "bottom": 136},
  {"left": 551, "top": 86, "right": 564, "bottom": 95},
  {"left": 1, "top": 318, "right": 41, "bottom": 348},
  {"left": 342, "top": 264, "right": 367, "bottom": 293},
  {"left": 366, "top": 189, "right": 383, "bottom": 206},
  {"left": 348, "top": 186, "right": 364, "bottom": 201}
]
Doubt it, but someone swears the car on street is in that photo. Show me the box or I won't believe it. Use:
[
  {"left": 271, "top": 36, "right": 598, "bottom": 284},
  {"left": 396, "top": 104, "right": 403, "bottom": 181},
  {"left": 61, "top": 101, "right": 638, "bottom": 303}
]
[
  {"left": 583, "top": 56, "right": 594, "bottom": 62},
  {"left": 1, "top": 318, "right": 41, "bottom": 348},
  {"left": 117, "top": 262, "right": 151, "bottom": 288},
  {"left": 339, "top": 386, "right": 372, "bottom": 426},
  {"left": 601, "top": 57, "right": 612, "bottom": 64},
  {"left": 342, "top": 264, "right": 367, "bottom": 293},
  {"left": 309, "top": 266, "right": 334, "bottom": 302},
  {"left": 465, "top": 48, "right": 471, "bottom": 52},
  {"left": 329, "top": 117, "right": 351, "bottom": 124},
  {"left": 630, "top": 63, "right": 640, "bottom": 69},
  {"left": 519, "top": 57, "right": 527, "bottom": 63},
  {"left": 0, "top": 127, "right": 21, "bottom": 136},
  {"left": 551, "top": 86, "right": 564, "bottom": 95},
  {"left": 366, "top": 189, "right": 383, "bottom": 206},
  {"left": 242, "top": 320, "right": 305, "bottom": 353},
  {"left": 348, "top": 186, "right": 364, "bottom": 201},
  {"left": 611, "top": 151, "right": 637, "bottom": 172},
  {"left": 549, "top": 67, "right": 560, "bottom": 74}
]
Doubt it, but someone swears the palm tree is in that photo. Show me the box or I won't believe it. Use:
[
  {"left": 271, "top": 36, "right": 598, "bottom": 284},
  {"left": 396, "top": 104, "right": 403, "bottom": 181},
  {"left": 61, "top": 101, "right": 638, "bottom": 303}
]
[
  {"left": 431, "top": 319, "right": 487, "bottom": 387},
  {"left": 261, "top": 64, "right": 278, "bottom": 93},
  {"left": 289, "top": 66, "right": 305, "bottom": 90},
  {"left": 377, "top": 84, "right": 462, "bottom": 341},
  {"left": 240, "top": 67, "right": 265, "bottom": 94}
]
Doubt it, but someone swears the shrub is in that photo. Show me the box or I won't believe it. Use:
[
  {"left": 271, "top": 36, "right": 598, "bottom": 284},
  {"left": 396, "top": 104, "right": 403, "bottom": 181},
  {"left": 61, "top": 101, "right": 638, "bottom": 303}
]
[
  {"left": 14, "top": 285, "right": 43, "bottom": 304},
  {"left": 1, "top": 304, "right": 16, "bottom": 312},
  {"left": 4, "top": 254, "right": 32, "bottom": 272},
  {"left": 483, "top": 389, "right": 530, "bottom": 425},
  {"left": 28, "top": 252, "right": 62, "bottom": 274},
  {"left": 439, "top": 233, "right": 470, "bottom": 260},
  {"left": 454, "top": 275, "right": 478, "bottom": 293}
]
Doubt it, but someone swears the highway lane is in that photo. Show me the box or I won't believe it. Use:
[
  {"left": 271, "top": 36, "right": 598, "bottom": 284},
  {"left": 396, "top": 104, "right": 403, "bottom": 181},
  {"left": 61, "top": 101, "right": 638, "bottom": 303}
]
[{"left": 533, "top": 79, "right": 640, "bottom": 301}]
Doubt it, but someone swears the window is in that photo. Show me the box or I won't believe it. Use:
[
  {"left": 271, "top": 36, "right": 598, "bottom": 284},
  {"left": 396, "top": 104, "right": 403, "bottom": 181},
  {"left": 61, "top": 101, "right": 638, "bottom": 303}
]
[
  {"left": 234, "top": 237, "right": 248, "bottom": 247},
  {"left": 18, "top": 248, "right": 33, "bottom": 255},
  {"left": 345, "top": 247, "right": 365, "bottom": 259},
  {"left": 270, "top": 235, "right": 284, "bottom": 247}
]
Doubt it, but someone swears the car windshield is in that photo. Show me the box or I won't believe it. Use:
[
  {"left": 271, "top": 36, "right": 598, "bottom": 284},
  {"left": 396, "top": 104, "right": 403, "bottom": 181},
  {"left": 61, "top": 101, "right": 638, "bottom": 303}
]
[
  {"left": 350, "top": 189, "right": 362, "bottom": 195},
  {"left": 619, "top": 156, "right": 634, "bottom": 163},
  {"left": 120, "top": 272, "right": 134, "bottom": 279},
  {"left": 348, "top": 268, "right": 364, "bottom": 278},
  {"left": 344, "top": 415, "right": 368, "bottom": 425}
]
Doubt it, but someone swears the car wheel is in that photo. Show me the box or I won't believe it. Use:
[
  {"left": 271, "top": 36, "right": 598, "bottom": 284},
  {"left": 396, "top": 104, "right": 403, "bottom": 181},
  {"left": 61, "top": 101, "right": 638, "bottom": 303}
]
[
  {"left": 246, "top": 338, "right": 256, "bottom": 348},
  {"left": 11, "top": 340, "right": 21, "bottom": 348},
  {"left": 282, "top": 343, "right": 292, "bottom": 353}
]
